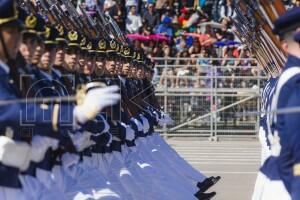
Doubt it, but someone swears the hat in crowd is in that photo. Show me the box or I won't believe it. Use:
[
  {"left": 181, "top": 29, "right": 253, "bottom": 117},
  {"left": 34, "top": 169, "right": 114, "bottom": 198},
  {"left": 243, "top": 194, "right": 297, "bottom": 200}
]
[
  {"left": 106, "top": 39, "right": 118, "bottom": 58},
  {"left": 162, "top": 17, "right": 172, "bottom": 24},
  {"left": 19, "top": 10, "right": 44, "bottom": 35},
  {"left": 295, "top": 31, "right": 300, "bottom": 42},
  {"left": 44, "top": 26, "right": 59, "bottom": 45},
  {"left": 87, "top": 39, "right": 98, "bottom": 56},
  {"left": 66, "top": 30, "right": 82, "bottom": 47},
  {"left": 0, "top": 0, "right": 23, "bottom": 28},
  {"left": 122, "top": 46, "right": 132, "bottom": 58},
  {"left": 80, "top": 36, "right": 88, "bottom": 51},
  {"left": 97, "top": 38, "right": 107, "bottom": 55},
  {"left": 55, "top": 24, "right": 67, "bottom": 45},
  {"left": 273, "top": 7, "right": 300, "bottom": 36}
]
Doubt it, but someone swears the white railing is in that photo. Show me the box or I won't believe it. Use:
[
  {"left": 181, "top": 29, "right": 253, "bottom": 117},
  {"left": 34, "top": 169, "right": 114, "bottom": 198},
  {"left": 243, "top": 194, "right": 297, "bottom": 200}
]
[{"left": 152, "top": 57, "right": 267, "bottom": 138}]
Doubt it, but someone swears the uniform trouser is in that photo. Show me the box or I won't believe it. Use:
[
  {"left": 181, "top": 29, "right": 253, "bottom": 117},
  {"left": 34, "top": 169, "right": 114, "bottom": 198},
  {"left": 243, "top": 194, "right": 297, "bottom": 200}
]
[
  {"left": 81, "top": 156, "right": 122, "bottom": 200},
  {"left": 136, "top": 138, "right": 199, "bottom": 193},
  {"left": 0, "top": 187, "right": 27, "bottom": 200},
  {"left": 252, "top": 172, "right": 269, "bottom": 200},
  {"left": 147, "top": 134, "right": 206, "bottom": 185},
  {"left": 138, "top": 137, "right": 199, "bottom": 194},
  {"left": 35, "top": 168, "right": 69, "bottom": 200},
  {"left": 133, "top": 138, "right": 198, "bottom": 200},
  {"left": 260, "top": 175, "right": 291, "bottom": 200},
  {"left": 57, "top": 152, "right": 121, "bottom": 200},
  {"left": 121, "top": 146, "right": 171, "bottom": 200},
  {"left": 110, "top": 151, "right": 154, "bottom": 200},
  {"left": 98, "top": 152, "right": 132, "bottom": 200},
  {"left": 19, "top": 174, "right": 66, "bottom": 200},
  {"left": 252, "top": 128, "right": 271, "bottom": 200},
  {"left": 151, "top": 133, "right": 206, "bottom": 182}
]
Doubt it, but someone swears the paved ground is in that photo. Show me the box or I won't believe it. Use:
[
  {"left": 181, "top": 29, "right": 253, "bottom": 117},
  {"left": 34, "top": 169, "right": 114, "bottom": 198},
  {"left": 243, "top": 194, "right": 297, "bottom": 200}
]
[{"left": 167, "top": 138, "right": 261, "bottom": 200}]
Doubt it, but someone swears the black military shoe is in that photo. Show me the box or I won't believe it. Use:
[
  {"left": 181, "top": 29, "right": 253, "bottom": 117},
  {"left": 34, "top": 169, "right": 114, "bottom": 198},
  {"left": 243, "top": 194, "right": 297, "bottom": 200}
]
[
  {"left": 197, "top": 176, "right": 221, "bottom": 192},
  {"left": 194, "top": 191, "right": 216, "bottom": 200}
]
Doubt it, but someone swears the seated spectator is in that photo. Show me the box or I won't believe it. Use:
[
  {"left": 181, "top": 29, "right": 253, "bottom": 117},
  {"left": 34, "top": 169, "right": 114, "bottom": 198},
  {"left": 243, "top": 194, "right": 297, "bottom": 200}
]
[
  {"left": 175, "top": 36, "right": 188, "bottom": 53},
  {"left": 126, "top": 5, "right": 142, "bottom": 33},
  {"left": 197, "top": 48, "right": 211, "bottom": 75},
  {"left": 219, "top": 0, "right": 236, "bottom": 23},
  {"left": 142, "top": 2, "right": 160, "bottom": 32},
  {"left": 155, "top": 17, "right": 174, "bottom": 37},
  {"left": 188, "top": 39, "right": 201, "bottom": 56}
]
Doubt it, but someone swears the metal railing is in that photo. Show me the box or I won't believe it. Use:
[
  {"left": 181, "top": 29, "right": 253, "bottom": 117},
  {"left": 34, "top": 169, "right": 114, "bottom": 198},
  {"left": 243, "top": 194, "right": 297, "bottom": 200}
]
[{"left": 152, "top": 57, "right": 267, "bottom": 138}]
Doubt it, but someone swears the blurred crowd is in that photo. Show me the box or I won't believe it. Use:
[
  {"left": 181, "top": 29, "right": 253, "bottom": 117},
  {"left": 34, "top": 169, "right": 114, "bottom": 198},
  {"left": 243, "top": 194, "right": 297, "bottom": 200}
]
[{"left": 77, "top": 0, "right": 300, "bottom": 89}]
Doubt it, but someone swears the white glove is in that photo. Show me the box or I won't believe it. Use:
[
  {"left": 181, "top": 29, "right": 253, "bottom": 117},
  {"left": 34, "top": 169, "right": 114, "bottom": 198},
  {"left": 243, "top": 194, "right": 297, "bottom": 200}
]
[
  {"left": 30, "top": 136, "right": 55, "bottom": 163},
  {"left": 153, "top": 111, "right": 160, "bottom": 122},
  {"left": 131, "top": 118, "right": 143, "bottom": 132},
  {"left": 158, "top": 119, "right": 165, "bottom": 126},
  {"left": 0, "top": 136, "right": 31, "bottom": 171},
  {"left": 140, "top": 115, "right": 150, "bottom": 133},
  {"left": 74, "top": 86, "right": 120, "bottom": 124},
  {"left": 69, "top": 131, "right": 94, "bottom": 152},
  {"left": 161, "top": 112, "right": 174, "bottom": 125},
  {"left": 121, "top": 123, "right": 135, "bottom": 141}
]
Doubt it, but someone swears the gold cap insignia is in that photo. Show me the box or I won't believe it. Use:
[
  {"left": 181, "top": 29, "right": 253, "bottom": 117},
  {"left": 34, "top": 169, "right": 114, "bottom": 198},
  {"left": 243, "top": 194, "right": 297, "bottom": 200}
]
[
  {"left": 124, "top": 47, "right": 130, "bottom": 56},
  {"left": 87, "top": 42, "right": 92, "bottom": 50},
  {"left": 80, "top": 37, "right": 86, "bottom": 46},
  {"left": 98, "top": 39, "right": 106, "bottom": 50},
  {"left": 68, "top": 31, "right": 78, "bottom": 41},
  {"left": 45, "top": 27, "right": 51, "bottom": 39},
  {"left": 56, "top": 25, "right": 64, "bottom": 36},
  {"left": 25, "top": 15, "right": 37, "bottom": 29},
  {"left": 110, "top": 40, "right": 116, "bottom": 49}
]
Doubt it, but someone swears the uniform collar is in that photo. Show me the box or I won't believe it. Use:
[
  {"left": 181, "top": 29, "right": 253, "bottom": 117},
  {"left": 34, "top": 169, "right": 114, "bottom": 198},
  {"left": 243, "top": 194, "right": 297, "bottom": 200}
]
[
  {"left": 0, "top": 60, "right": 10, "bottom": 74},
  {"left": 118, "top": 75, "right": 126, "bottom": 85},
  {"left": 52, "top": 68, "right": 62, "bottom": 78},
  {"left": 285, "top": 55, "right": 300, "bottom": 70},
  {"left": 40, "top": 70, "right": 53, "bottom": 81}
]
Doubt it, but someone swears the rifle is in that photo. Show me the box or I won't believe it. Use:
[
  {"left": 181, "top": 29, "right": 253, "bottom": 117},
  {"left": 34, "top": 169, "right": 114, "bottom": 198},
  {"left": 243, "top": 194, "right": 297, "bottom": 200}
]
[
  {"left": 95, "top": 4, "right": 112, "bottom": 39},
  {"left": 233, "top": 0, "right": 286, "bottom": 76},
  {"left": 60, "top": 0, "right": 87, "bottom": 35},
  {"left": 78, "top": 5, "right": 99, "bottom": 38},
  {"left": 19, "top": 0, "right": 39, "bottom": 14},
  {"left": 106, "top": 14, "right": 127, "bottom": 44},
  {"left": 37, "top": 0, "right": 57, "bottom": 24}
]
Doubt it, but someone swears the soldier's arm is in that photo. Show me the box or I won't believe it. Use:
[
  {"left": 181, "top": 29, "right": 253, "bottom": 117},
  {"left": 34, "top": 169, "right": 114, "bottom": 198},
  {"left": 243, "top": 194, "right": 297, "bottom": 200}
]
[{"left": 281, "top": 86, "right": 300, "bottom": 198}]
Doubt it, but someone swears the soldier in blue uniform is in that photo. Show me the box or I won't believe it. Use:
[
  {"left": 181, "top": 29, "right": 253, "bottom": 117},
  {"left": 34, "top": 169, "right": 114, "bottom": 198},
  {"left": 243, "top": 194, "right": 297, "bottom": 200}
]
[
  {"left": 258, "top": 7, "right": 300, "bottom": 200},
  {"left": 0, "top": 0, "right": 224, "bottom": 199},
  {"left": 0, "top": 1, "right": 121, "bottom": 199}
]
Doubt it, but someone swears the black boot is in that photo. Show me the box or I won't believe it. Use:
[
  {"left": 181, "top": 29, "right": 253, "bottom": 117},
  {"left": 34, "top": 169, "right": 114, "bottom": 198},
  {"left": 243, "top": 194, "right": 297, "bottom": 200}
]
[
  {"left": 197, "top": 176, "right": 221, "bottom": 192},
  {"left": 194, "top": 191, "right": 216, "bottom": 200}
]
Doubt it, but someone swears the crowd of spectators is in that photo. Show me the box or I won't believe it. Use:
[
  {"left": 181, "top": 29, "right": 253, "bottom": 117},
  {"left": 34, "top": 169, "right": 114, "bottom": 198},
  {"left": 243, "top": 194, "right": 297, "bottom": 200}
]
[
  {"left": 78, "top": 0, "right": 300, "bottom": 89},
  {"left": 76, "top": 0, "right": 299, "bottom": 126}
]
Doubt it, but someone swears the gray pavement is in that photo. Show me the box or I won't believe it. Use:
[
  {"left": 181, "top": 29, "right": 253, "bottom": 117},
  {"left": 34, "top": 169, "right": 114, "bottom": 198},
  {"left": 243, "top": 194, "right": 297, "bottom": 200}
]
[{"left": 167, "top": 138, "right": 261, "bottom": 200}]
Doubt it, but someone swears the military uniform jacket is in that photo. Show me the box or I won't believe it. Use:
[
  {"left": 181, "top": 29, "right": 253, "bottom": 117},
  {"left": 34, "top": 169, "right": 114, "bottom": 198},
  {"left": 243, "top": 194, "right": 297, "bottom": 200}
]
[{"left": 261, "top": 55, "right": 300, "bottom": 199}]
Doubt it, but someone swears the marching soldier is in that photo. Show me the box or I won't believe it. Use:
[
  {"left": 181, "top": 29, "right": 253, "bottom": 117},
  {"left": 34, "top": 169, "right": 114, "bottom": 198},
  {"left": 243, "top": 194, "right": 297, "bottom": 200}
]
[
  {"left": 0, "top": 0, "right": 223, "bottom": 199},
  {"left": 0, "top": 1, "right": 120, "bottom": 200},
  {"left": 257, "top": 6, "right": 300, "bottom": 200}
]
